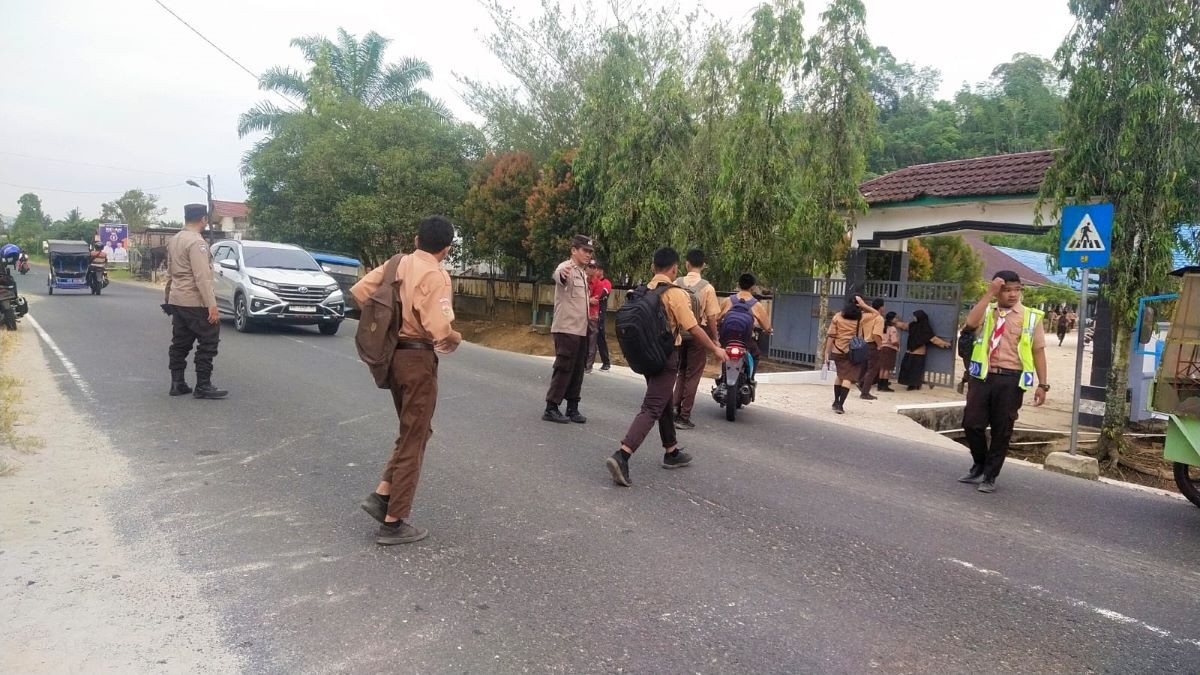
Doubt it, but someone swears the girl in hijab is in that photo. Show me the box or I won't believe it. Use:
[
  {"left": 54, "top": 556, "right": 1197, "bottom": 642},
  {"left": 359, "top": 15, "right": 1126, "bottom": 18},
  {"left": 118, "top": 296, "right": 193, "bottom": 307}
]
[
  {"left": 897, "top": 309, "right": 951, "bottom": 390},
  {"left": 876, "top": 311, "right": 900, "bottom": 392}
]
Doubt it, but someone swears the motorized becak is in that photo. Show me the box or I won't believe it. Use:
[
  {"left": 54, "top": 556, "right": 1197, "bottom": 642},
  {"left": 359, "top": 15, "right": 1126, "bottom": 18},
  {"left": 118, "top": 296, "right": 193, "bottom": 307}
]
[{"left": 46, "top": 240, "right": 93, "bottom": 295}]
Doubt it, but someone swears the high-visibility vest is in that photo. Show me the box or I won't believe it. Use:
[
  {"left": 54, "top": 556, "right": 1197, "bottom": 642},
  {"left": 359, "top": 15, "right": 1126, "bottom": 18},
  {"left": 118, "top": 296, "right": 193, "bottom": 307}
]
[{"left": 969, "top": 305, "right": 1043, "bottom": 390}]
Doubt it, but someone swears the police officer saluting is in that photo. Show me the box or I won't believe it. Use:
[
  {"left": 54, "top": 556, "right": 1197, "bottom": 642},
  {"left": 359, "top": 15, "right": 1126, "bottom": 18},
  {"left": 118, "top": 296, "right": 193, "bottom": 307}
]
[
  {"left": 543, "top": 234, "right": 594, "bottom": 424},
  {"left": 164, "top": 204, "right": 227, "bottom": 399},
  {"left": 959, "top": 271, "right": 1048, "bottom": 492}
]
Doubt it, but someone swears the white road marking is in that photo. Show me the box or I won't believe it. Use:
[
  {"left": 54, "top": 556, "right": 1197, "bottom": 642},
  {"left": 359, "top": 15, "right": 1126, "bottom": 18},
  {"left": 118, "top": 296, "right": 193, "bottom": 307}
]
[
  {"left": 26, "top": 314, "right": 96, "bottom": 403},
  {"left": 942, "top": 557, "right": 1200, "bottom": 649}
]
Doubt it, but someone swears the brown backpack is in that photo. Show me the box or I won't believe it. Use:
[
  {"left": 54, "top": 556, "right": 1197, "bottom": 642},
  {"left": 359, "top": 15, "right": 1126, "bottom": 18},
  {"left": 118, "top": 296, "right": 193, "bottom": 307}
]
[{"left": 355, "top": 254, "right": 405, "bottom": 388}]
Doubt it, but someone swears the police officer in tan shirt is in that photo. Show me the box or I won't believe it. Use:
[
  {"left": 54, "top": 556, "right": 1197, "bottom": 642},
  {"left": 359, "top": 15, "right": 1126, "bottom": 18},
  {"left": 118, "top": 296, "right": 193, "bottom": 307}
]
[
  {"left": 164, "top": 204, "right": 226, "bottom": 399},
  {"left": 353, "top": 216, "right": 462, "bottom": 545},
  {"left": 606, "top": 247, "right": 727, "bottom": 488},
  {"left": 543, "top": 234, "right": 594, "bottom": 424}
]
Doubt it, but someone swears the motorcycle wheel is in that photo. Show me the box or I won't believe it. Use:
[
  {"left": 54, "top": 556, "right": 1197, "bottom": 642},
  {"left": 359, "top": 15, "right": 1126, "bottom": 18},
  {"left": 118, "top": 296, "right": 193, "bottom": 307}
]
[
  {"left": 1173, "top": 462, "right": 1200, "bottom": 509},
  {"left": 1, "top": 302, "right": 15, "bottom": 331},
  {"left": 725, "top": 381, "right": 737, "bottom": 421}
]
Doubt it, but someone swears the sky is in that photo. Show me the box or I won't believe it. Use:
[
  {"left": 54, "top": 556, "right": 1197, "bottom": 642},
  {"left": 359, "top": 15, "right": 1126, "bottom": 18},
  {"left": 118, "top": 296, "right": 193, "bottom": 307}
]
[{"left": 0, "top": 0, "right": 1076, "bottom": 224}]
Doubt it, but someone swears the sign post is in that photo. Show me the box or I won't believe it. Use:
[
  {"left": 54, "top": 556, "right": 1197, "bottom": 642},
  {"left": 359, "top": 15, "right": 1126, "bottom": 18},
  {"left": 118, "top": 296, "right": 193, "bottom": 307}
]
[{"left": 1059, "top": 204, "right": 1113, "bottom": 455}]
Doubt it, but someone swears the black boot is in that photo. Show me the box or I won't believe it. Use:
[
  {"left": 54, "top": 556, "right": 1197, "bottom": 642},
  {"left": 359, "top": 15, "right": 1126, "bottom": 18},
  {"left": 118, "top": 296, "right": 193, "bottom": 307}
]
[
  {"left": 565, "top": 401, "right": 587, "bottom": 424},
  {"left": 877, "top": 378, "right": 894, "bottom": 392},
  {"left": 192, "top": 374, "right": 228, "bottom": 399},
  {"left": 542, "top": 403, "right": 570, "bottom": 424},
  {"left": 833, "top": 386, "right": 847, "bottom": 414},
  {"left": 169, "top": 370, "right": 192, "bottom": 397}
]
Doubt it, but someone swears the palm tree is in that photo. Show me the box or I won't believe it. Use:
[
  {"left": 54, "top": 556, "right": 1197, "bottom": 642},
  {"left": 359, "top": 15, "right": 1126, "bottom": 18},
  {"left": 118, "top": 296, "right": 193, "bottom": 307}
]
[{"left": 238, "top": 28, "right": 448, "bottom": 137}]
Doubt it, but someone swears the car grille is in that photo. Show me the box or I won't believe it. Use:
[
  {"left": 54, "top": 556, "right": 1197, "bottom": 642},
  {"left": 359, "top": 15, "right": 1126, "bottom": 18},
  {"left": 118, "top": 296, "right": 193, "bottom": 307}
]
[{"left": 272, "top": 283, "right": 330, "bottom": 304}]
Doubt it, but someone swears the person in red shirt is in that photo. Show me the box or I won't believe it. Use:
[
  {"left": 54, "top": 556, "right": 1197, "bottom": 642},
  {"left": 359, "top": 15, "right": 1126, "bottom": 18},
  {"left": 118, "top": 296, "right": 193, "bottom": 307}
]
[{"left": 586, "top": 261, "right": 613, "bottom": 373}]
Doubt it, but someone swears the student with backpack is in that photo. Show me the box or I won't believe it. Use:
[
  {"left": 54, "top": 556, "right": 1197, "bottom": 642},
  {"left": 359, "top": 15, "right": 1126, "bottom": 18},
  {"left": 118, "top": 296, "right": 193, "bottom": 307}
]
[
  {"left": 351, "top": 216, "right": 462, "bottom": 545},
  {"left": 821, "top": 296, "right": 878, "bottom": 414},
  {"left": 717, "top": 273, "right": 772, "bottom": 380},
  {"left": 671, "top": 249, "right": 721, "bottom": 430},
  {"left": 606, "top": 248, "right": 727, "bottom": 487}
]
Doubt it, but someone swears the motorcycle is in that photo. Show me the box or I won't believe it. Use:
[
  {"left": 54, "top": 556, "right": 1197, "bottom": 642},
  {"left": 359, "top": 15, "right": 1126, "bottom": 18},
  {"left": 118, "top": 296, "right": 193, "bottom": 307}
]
[
  {"left": 712, "top": 340, "right": 756, "bottom": 421},
  {"left": 17, "top": 258, "right": 29, "bottom": 275},
  {"left": 86, "top": 265, "right": 109, "bottom": 295},
  {"left": 0, "top": 266, "right": 28, "bottom": 331}
]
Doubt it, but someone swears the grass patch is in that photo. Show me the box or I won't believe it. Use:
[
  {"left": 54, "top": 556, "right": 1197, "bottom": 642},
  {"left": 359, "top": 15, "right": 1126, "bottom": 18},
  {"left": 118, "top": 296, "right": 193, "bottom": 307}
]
[{"left": 0, "top": 330, "right": 40, "bottom": 471}]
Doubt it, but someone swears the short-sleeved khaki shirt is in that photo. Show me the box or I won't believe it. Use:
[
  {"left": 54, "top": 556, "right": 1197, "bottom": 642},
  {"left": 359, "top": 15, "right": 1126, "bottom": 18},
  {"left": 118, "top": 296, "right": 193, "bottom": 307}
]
[
  {"left": 827, "top": 313, "right": 862, "bottom": 354},
  {"left": 988, "top": 303, "right": 1046, "bottom": 370},
  {"left": 719, "top": 291, "right": 771, "bottom": 332},
  {"left": 862, "top": 312, "right": 885, "bottom": 346},
  {"left": 350, "top": 250, "right": 455, "bottom": 343},
  {"left": 648, "top": 274, "right": 698, "bottom": 346},
  {"left": 166, "top": 229, "right": 216, "bottom": 307},
  {"left": 551, "top": 259, "right": 589, "bottom": 337},
  {"left": 677, "top": 271, "right": 721, "bottom": 326}
]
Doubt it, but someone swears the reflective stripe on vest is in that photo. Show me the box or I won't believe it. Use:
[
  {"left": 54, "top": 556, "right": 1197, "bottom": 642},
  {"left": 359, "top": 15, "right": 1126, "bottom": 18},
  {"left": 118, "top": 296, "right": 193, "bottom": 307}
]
[{"left": 968, "top": 305, "right": 1043, "bottom": 390}]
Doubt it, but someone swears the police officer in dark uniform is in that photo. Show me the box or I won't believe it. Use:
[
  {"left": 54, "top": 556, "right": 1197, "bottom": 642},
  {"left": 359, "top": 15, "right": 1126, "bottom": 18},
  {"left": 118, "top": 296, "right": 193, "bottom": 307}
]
[{"left": 163, "top": 204, "right": 227, "bottom": 399}]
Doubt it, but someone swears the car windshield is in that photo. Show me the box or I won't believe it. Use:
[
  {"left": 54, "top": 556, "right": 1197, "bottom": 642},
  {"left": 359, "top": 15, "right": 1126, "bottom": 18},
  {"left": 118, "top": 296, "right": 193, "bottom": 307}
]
[{"left": 241, "top": 246, "right": 321, "bottom": 271}]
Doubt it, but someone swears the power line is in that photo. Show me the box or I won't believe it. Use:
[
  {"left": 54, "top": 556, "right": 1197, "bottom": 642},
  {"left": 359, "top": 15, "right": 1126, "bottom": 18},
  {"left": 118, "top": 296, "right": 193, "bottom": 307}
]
[
  {"left": 0, "top": 151, "right": 200, "bottom": 179},
  {"left": 151, "top": 0, "right": 302, "bottom": 112},
  {"left": 0, "top": 181, "right": 188, "bottom": 195}
]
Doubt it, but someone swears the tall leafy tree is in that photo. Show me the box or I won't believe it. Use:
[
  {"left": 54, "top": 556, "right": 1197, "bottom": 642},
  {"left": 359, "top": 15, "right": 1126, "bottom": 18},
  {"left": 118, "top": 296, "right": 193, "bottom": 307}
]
[
  {"left": 459, "top": 151, "right": 539, "bottom": 277},
  {"left": 955, "top": 54, "right": 1064, "bottom": 156},
  {"left": 51, "top": 207, "right": 99, "bottom": 241},
  {"left": 1041, "top": 0, "right": 1200, "bottom": 463},
  {"left": 525, "top": 149, "right": 583, "bottom": 279},
  {"left": 100, "top": 189, "right": 165, "bottom": 232},
  {"left": 712, "top": 0, "right": 807, "bottom": 287},
  {"left": 239, "top": 28, "right": 444, "bottom": 137},
  {"left": 10, "top": 193, "right": 49, "bottom": 251},
  {"left": 799, "top": 0, "right": 875, "bottom": 345}
]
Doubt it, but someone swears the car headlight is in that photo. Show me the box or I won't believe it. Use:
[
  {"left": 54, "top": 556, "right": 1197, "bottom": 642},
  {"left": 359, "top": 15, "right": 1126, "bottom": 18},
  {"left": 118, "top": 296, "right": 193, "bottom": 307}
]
[
  {"left": 250, "top": 277, "right": 279, "bottom": 291},
  {"left": 324, "top": 284, "right": 339, "bottom": 293}
]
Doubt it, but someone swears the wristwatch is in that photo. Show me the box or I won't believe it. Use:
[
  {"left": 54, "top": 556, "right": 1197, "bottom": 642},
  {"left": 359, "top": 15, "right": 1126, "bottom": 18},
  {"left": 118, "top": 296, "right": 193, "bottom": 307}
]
[{"left": 1038, "top": 384, "right": 1051, "bottom": 391}]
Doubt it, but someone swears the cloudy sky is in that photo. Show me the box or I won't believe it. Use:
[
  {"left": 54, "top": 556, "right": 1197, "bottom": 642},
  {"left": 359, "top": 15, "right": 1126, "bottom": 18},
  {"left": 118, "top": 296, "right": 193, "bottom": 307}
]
[{"left": 0, "top": 0, "right": 1075, "bottom": 223}]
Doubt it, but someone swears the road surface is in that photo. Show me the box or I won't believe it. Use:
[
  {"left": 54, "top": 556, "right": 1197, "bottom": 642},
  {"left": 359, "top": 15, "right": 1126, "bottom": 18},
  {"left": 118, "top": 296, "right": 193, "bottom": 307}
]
[{"left": 18, "top": 273, "right": 1200, "bottom": 673}]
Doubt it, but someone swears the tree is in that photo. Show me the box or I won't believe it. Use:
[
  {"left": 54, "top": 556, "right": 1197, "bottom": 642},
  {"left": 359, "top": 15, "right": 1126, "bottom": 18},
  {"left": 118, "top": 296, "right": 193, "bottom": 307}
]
[
  {"left": 100, "top": 189, "right": 165, "bottom": 232},
  {"left": 10, "top": 193, "right": 49, "bottom": 251},
  {"left": 711, "top": 0, "right": 807, "bottom": 287},
  {"left": 238, "top": 28, "right": 444, "bottom": 137},
  {"left": 906, "top": 239, "right": 932, "bottom": 281},
  {"left": 1040, "top": 0, "right": 1200, "bottom": 464},
  {"left": 244, "top": 66, "right": 479, "bottom": 267},
  {"left": 458, "top": 151, "right": 539, "bottom": 277},
  {"left": 51, "top": 207, "right": 99, "bottom": 242},
  {"left": 923, "top": 235, "right": 984, "bottom": 299},
  {"left": 525, "top": 149, "right": 583, "bottom": 279},
  {"left": 954, "top": 54, "right": 1063, "bottom": 157}
]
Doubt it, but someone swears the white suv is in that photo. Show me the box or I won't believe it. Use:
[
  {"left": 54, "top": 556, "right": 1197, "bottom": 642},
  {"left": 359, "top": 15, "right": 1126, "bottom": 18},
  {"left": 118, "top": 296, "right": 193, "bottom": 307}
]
[{"left": 211, "top": 240, "right": 346, "bottom": 335}]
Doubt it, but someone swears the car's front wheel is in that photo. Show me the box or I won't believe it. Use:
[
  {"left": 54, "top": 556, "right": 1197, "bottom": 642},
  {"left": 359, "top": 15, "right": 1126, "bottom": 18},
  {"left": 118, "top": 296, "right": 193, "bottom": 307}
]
[
  {"left": 234, "top": 295, "right": 254, "bottom": 333},
  {"left": 318, "top": 321, "right": 340, "bottom": 336}
]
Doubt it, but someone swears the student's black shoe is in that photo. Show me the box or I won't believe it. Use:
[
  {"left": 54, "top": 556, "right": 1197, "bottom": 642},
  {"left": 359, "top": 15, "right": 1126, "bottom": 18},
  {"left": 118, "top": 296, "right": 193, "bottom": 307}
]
[
  {"left": 359, "top": 492, "right": 389, "bottom": 524},
  {"left": 833, "top": 403, "right": 845, "bottom": 414},
  {"left": 876, "top": 384, "right": 894, "bottom": 392},
  {"left": 859, "top": 392, "right": 878, "bottom": 400},
  {"left": 606, "top": 450, "right": 632, "bottom": 487},
  {"left": 661, "top": 448, "right": 693, "bottom": 469},
  {"left": 906, "top": 385, "right": 921, "bottom": 391},
  {"left": 375, "top": 520, "right": 428, "bottom": 545},
  {"left": 958, "top": 469, "right": 986, "bottom": 484},
  {"left": 674, "top": 418, "right": 695, "bottom": 430},
  {"left": 977, "top": 480, "right": 997, "bottom": 493},
  {"left": 543, "top": 405, "right": 570, "bottom": 424},
  {"left": 600, "top": 364, "right": 611, "bottom": 371}
]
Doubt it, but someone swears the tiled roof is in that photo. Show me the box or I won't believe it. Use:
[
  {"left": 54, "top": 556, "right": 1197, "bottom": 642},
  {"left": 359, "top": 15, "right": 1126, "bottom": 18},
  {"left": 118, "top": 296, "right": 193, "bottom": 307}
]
[
  {"left": 211, "top": 199, "right": 249, "bottom": 219},
  {"left": 960, "top": 233, "right": 1052, "bottom": 287},
  {"left": 860, "top": 150, "right": 1056, "bottom": 205}
]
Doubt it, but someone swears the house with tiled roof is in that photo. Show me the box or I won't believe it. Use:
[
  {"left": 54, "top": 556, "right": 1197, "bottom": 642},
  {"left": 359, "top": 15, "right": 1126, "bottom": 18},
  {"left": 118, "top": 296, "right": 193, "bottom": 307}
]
[{"left": 211, "top": 199, "right": 251, "bottom": 240}]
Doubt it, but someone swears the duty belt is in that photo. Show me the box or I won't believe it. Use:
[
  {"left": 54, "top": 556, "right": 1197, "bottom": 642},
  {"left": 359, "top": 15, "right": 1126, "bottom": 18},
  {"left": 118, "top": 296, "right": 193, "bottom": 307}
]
[
  {"left": 987, "top": 366, "right": 1022, "bottom": 377},
  {"left": 396, "top": 340, "right": 435, "bottom": 351}
]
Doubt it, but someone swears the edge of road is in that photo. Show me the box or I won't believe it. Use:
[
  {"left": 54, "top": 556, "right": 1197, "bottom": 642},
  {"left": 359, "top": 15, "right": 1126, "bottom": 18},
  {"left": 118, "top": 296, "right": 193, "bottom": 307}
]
[{"left": 1, "top": 299, "right": 242, "bottom": 673}]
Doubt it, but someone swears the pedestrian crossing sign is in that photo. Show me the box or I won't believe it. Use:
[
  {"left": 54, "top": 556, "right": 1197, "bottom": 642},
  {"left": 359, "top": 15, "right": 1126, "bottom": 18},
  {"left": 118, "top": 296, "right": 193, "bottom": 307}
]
[{"left": 1058, "top": 203, "right": 1113, "bottom": 268}]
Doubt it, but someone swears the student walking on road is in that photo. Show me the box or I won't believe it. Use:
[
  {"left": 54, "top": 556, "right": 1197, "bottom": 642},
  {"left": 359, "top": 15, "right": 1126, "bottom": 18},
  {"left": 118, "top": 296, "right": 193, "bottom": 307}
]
[
  {"left": 606, "top": 248, "right": 727, "bottom": 487},
  {"left": 543, "top": 235, "right": 595, "bottom": 424},
  {"left": 164, "top": 203, "right": 227, "bottom": 400},
  {"left": 959, "top": 270, "right": 1048, "bottom": 493},
  {"left": 822, "top": 296, "right": 876, "bottom": 414},
  {"left": 353, "top": 216, "right": 462, "bottom": 545},
  {"left": 586, "top": 261, "right": 612, "bottom": 373},
  {"left": 1056, "top": 312, "right": 1070, "bottom": 346},
  {"left": 671, "top": 249, "right": 721, "bottom": 430}
]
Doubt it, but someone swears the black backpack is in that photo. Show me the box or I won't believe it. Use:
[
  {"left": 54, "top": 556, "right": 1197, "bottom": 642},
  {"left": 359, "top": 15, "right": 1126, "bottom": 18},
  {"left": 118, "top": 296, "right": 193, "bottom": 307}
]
[{"left": 615, "top": 284, "right": 677, "bottom": 375}]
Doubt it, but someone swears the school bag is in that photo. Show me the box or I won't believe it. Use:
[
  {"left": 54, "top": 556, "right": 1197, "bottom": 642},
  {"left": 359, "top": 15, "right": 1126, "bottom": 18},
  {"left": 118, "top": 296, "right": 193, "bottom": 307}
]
[
  {"left": 848, "top": 318, "right": 869, "bottom": 365},
  {"left": 615, "top": 284, "right": 678, "bottom": 375},
  {"left": 719, "top": 297, "right": 758, "bottom": 345},
  {"left": 675, "top": 277, "right": 710, "bottom": 341},
  {"left": 355, "top": 254, "right": 405, "bottom": 388}
]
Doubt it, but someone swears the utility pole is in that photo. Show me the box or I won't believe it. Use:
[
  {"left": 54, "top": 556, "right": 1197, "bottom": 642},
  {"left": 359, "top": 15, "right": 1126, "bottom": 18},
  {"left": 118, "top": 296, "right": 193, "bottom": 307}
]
[{"left": 186, "top": 174, "right": 215, "bottom": 233}]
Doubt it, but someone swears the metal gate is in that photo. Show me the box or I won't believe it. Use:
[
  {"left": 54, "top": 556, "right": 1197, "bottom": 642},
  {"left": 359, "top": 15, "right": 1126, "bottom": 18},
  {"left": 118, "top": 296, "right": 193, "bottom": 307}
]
[{"left": 768, "top": 278, "right": 963, "bottom": 387}]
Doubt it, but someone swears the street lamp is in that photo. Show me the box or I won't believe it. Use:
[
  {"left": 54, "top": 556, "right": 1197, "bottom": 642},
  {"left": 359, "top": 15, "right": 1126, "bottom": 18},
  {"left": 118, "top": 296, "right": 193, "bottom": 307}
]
[{"left": 186, "top": 175, "right": 214, "bottom": 231}]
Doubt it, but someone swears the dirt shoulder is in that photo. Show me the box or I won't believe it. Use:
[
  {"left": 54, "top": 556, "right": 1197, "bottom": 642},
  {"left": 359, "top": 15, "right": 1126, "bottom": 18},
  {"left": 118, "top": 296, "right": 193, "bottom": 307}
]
[{"left": 0, "top": 327, "right": 240, "bottom": 673}]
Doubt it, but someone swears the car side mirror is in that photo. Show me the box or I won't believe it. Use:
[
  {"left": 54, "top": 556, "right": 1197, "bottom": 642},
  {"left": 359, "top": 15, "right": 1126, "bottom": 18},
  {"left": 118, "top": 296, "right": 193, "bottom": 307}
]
[{"left": 219, "top": 258, "right": 239, "bottom": 271}]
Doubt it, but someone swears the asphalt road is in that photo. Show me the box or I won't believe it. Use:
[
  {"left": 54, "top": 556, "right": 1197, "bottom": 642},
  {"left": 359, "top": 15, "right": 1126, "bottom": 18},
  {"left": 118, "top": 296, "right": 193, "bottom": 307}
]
[{"left": 18, "top": 271, "right": 1200, "bottom": 673}]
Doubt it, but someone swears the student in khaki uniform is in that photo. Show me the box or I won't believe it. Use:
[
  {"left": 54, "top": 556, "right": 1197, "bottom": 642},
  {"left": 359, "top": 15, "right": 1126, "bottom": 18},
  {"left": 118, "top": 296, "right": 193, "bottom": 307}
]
[
  {"left": 606, "top": 248, "right": 727, "bottom": 487},
  {"left": 354, "top": 216, "right": 462, "bottom": 545},
  {"left": 821, "top": 296, "right": 878, "bottom": 414},
  {"left": 164, "top": 203, "right": 226, "bottom": 399},
  {"left": 543, "top": 234, "right": 594, "bottom": 424},
  {"left": 671, "top": 249, "right": 721, "bottom": 429},
  {"left": 857, "top": 298, "right": 886, "bottom": 399}
]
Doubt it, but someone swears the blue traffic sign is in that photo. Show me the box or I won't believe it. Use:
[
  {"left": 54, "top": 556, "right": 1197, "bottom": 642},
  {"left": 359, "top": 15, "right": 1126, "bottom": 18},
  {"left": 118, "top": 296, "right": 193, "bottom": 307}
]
[{"left": 1059, "top": 203, "right": 1113, "bottom": 268}]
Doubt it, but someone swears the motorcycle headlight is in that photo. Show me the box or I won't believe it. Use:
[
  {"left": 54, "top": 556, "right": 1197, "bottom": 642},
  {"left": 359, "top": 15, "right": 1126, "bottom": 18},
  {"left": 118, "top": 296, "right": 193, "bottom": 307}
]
[{"left": 250, "top": 277, "right": 279, "bottom": 291}]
